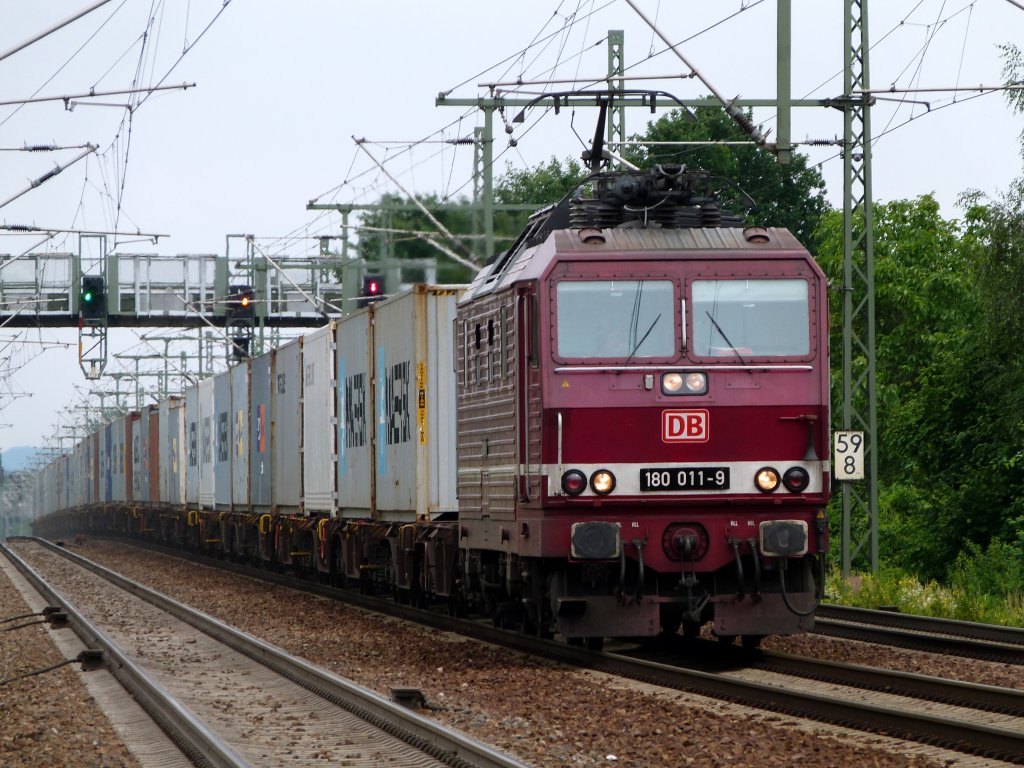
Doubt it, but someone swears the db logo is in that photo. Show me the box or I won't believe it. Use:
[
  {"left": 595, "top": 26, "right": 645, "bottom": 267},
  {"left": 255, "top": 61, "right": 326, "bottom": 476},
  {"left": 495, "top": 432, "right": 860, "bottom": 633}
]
[{"left": 662, "top": 409, "right": 709, "bottom": 443}]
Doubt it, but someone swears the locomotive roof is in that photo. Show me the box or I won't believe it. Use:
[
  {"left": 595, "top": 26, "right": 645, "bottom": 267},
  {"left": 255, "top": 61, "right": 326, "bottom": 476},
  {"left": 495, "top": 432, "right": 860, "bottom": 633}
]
[{"left": 461, "top": 225, "right": 810, "bottom": 303}]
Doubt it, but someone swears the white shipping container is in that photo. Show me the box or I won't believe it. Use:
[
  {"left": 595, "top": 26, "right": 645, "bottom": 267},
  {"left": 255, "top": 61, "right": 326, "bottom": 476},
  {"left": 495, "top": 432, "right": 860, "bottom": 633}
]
[
  {"left": 336, "top": 311, "right": 373, "bottom": 515},
  {"left": 301, "top": 323, "right": 336, "bottom": 514},
  {"left": 372, "top": 286, "right": 461, "bottom": 520},
  {"left": 198, "top": 376, "right": 216, "bottom": 509},
  {"left": 272, "top": 340, "right": 302, "bottom": 515}
]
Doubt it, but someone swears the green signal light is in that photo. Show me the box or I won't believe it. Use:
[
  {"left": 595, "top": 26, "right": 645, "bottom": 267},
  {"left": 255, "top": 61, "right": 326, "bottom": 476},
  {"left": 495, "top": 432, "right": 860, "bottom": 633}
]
[{"left": 83, "top": 291, "right": 94, "bottom": 303}]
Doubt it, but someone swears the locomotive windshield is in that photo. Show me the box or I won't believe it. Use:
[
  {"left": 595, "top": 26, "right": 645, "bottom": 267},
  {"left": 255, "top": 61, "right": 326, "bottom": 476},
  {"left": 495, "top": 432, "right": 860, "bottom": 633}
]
[
  {"left": 691, "top": 278, "right": 810, "bottom": 358},
  {"left": 556, "top": 280, "right": 675, "bottom": 359}
]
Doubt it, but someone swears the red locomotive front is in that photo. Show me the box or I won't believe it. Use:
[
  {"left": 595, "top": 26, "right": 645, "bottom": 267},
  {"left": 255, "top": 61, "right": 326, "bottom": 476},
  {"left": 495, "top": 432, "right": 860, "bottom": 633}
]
[{"left": 457, "top": 167, "right": 829, "bottom": 646}]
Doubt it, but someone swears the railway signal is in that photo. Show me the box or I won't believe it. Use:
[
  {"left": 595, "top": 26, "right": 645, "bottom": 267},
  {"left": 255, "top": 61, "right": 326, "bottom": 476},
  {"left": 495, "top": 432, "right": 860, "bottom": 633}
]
[
  {"left": 226, "top": 284, "right": 255, "bottom": 320},
  {"left": 357, "top": 274, "right": 385, "bottom": 308},
  {"left": 80, "top": 276, "right": 107, "bottom": 321}
]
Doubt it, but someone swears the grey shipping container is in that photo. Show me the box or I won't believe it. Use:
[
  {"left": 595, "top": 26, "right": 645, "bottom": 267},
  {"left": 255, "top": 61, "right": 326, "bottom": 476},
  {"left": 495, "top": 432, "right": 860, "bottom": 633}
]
[
  {"left": 272, "top": 339, "right": 302, "bottom": 514},
  {"left": 249, "top": 350, "right": 272, "bottom": 512},
  {"left": 302, "top": 323, "right": 336, "bottom": 515}
]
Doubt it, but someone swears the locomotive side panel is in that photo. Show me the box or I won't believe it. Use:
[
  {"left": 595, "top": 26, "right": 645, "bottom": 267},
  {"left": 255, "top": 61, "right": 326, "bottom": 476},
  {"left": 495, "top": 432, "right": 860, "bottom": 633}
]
[
  {"left": 302, "top": 323, "right": 337, "bottom": 515},
  {"left": 336, "top": 309, "right": 373, "bottom": 516},
  {"left": 456, "top": 289, "right": 519, "bottom": 524}
]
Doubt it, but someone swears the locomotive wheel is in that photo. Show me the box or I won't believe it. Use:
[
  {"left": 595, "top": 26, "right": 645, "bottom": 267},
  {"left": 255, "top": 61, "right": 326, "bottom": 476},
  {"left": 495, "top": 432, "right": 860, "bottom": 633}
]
[
  {"left": 741, "top": 634, "right": 764, "bottom": 650},
  {"left": 586, "top": 637, "right": 604, "bottom": 652}
]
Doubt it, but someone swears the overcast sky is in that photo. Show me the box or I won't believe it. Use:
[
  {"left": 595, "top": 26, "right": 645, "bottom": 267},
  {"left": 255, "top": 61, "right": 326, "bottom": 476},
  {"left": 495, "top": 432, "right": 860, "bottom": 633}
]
[{"left": 1, "top": 0, "right": 1022, "bottom": 452}]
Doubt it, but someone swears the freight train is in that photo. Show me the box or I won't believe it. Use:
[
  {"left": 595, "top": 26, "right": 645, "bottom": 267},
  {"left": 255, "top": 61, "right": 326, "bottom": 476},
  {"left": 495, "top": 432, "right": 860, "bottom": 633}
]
[{"left": 33, "top": 163, "right": 830, "bottom": 649}]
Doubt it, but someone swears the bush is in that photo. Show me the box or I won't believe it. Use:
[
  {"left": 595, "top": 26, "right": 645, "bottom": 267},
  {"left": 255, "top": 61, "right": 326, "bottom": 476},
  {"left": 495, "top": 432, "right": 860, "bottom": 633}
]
[{"left": 827, "top": 549, "right": 1024, "bottom": 627}]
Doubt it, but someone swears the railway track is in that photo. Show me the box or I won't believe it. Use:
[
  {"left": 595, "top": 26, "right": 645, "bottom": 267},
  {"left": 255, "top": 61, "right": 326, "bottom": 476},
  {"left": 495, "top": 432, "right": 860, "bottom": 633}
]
[
  {"left": 21, "top": 536, "right": 1024, "bottom": 765},
  {"left": 1, "top": 539, "right": 530, "bottom": 768},
  {"left": 815, "top": 604, "right": 1024, "bottom": 664}
]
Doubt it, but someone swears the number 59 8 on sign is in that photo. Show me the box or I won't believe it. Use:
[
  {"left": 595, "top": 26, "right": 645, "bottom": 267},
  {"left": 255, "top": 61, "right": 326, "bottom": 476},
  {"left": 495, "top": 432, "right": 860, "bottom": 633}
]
[{"left": 833, "top": 431, "right": 864, "bottom": 480}]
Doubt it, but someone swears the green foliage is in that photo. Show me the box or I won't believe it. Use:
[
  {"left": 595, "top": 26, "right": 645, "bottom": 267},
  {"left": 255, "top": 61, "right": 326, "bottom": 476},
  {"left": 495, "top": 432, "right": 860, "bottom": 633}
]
[
  {"left": 492, "top": 157, "right": 586, "bottom": 247},
  {"left": 827, "top": 563, "right": 1024, "bottom": 627}
]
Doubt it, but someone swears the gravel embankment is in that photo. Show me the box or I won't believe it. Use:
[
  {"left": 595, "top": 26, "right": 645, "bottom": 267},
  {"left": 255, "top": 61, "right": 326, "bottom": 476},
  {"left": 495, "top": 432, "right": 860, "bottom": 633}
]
[{"left": 0, "top": 553, "right": 141, "bottom": 768}]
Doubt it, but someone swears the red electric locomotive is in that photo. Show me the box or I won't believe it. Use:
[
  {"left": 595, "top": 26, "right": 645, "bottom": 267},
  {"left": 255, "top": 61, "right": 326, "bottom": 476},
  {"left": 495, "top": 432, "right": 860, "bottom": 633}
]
[{"left": 455, "top": 165, "right": 829, "bottom": 646}]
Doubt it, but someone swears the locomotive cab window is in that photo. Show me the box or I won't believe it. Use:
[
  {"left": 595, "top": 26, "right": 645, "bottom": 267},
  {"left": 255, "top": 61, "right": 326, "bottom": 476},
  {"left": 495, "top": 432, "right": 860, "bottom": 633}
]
[
  {"left": 555, "top": 280, "right": 675, "bottom": 360},
  {"left": 691, "top": 278, "right": 810, "bottom": 358}
]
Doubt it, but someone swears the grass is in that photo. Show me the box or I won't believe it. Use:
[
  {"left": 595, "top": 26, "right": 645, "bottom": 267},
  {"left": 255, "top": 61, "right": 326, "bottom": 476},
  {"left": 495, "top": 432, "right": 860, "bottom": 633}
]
[{"left": 826, "top": 568, "right": 1024, "bottom": 628}]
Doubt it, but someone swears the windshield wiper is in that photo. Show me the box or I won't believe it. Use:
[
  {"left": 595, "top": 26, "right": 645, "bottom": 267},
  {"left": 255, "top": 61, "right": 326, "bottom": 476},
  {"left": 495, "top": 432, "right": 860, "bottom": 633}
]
[
  {"left": 624, "top": 313, "right": 661, "bottom": 365},
  {"left": 705, "top": 310, "right": 747, "bottom": 366}
]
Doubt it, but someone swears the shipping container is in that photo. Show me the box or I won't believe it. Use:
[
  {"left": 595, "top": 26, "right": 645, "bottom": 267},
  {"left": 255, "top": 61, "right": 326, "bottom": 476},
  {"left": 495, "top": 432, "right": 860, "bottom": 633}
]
[
  {"left": 101, "top": 421, "right": 113, "bottom": 502},
  {"left": 134, "top": 408, "right": 148, "bottom": 503},
  {"left": 198, "top": 376, "right": 216, "bottom": 509},
  {"left": 185, "top": 385, "right": 200, "bottom": 506},
  {"left": 272, "top": 339, "right": 302, "bottom": 514},
  {"left": 336, "top": 311, "right": 372, "bottom": 516},
  {"left": 160, "top": 396, "right": 186, "bottom": 507},
  {"left": 230, "top": 360, "right": 250, "bottom": 511},
  {"left": 130, "top": 411, "right": 142, "bottom": 501},
  {"left": 214, "top": 369, "right": 232, "bottom": 509},
  {"left": 126, "top": 415, "right": 139, "bottom": 505},
  {"left": 372, "top": 286, "right": 460, "bottom": 520},
  {"left": 302, "top": 323, "right": 336, "bottom": 515},
  {"left": 115, "top": 414, "right": 129, "bottom": 504},
  {"left": 249, "top": 350, "right": 272, "bottom": 512},
  {"left": 147, "top": 404, "right": 160, "bottom": 504}
]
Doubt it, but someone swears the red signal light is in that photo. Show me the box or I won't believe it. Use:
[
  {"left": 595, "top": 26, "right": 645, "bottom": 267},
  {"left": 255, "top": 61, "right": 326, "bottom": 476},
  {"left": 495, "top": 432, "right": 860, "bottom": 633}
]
[{"left": 367, "top": 280, "right": 380, "bottom": 294}]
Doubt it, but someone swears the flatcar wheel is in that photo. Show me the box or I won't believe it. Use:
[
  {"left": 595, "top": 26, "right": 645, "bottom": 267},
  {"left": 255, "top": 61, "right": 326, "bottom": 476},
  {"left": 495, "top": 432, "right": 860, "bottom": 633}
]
[
  {"left": 586, "top": 637, "right": 604, "bottom": 652},
  {"left": 716, "top": 634, "right": 737, "bottom": 645},
  {"left": 681, "top": 622, "right": 701, "bottom": 640},
  {"left": 567, "top": 637, "right": 584, "bottom": 647}
]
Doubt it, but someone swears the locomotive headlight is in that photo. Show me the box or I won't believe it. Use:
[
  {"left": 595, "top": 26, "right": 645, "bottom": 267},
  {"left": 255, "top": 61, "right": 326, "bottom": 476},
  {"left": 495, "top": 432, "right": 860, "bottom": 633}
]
[
  {"left": 561, "top": 470, "right": 587, "bottom": 496},
  {"left": 590, "top": 469, "right": 616, "bottom": 495},
  {"left": 661, "top": 371, "right": 707, "bottom": 395},
  {"left": 754, "top": 467, "right": 781, "bottom": 493}
]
